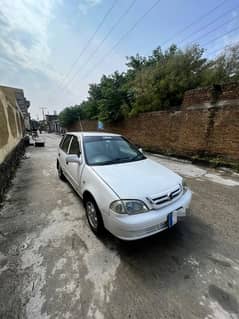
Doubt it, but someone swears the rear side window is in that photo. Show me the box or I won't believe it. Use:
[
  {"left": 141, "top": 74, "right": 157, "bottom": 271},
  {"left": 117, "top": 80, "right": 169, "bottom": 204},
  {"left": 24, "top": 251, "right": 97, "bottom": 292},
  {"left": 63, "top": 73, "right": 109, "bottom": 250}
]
[
  {"left": 61, "top": 135, "right": 72, "bottom": 153},
  {"left": 68, "top": 136, "right": 81, "bottom": 155}
]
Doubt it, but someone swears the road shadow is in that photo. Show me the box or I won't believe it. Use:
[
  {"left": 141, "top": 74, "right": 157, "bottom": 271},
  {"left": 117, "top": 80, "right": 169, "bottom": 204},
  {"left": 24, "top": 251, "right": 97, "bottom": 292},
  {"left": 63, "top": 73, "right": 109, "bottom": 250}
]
[
  {"left": 101, "top": 212, "right": 215, "bottom": 284},
  {"left": 65, "top": 180, "right": 216, "bottom": 293},
  {"left": 106, "top": 212, "right": 212, "bottom": 248},
  {"left": 68, "top": 179, "right": 215, "bottom": 275},
  {"left": 97, "top": 213, "right": 217, "bottom": 319}
]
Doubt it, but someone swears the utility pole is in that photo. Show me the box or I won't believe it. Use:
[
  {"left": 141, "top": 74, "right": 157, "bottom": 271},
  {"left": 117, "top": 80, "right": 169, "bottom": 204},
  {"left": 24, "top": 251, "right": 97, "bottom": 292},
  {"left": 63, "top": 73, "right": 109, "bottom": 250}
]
[
  {"left": 79, "top": 115, "right": 83, "bottom": 131},
  {"left": 40, "top": 107, "right": 47, "bottom": 120}
]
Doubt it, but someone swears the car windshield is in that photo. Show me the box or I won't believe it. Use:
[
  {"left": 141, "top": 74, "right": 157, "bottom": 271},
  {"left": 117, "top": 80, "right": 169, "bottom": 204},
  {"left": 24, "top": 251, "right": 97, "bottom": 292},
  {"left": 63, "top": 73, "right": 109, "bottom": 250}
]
[{"left": 83, "top": 135, "right": 146, "bottom": 166}]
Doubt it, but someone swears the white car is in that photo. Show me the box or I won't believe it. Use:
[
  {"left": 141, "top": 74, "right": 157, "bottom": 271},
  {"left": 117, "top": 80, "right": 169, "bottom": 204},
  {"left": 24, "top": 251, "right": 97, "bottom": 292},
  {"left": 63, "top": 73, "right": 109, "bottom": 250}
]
[{"left": 57, "top": 132, "right": 192, "bottom": 240}]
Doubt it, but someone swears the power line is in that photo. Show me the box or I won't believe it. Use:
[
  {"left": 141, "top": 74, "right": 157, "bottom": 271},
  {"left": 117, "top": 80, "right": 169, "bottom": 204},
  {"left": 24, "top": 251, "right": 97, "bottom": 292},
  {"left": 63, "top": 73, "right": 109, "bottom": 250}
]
[
  {"left": 201, "top": 24, "right": 239, "bottom": 48},
  {"left": 63, "top": 0, "right": 137, "bottom": 90},
  {"left": 161, "top": 0, "right": 228, "bottom": 48},
  {"left": 209, "top": 40, "right": 239, "bottom": 58},
  {"left": 75, "top": 0, "right": 231, "bottom": 83},
  {"left": 179, "top": 4, "right": 239, "bottom": 45},
  {"left": 63, "top": 0, "right": 238, "bottom": 96},
  {"left": 82, "top": 22, "right": 239, "bottom": 92},
  {"left": 79, "top": 0, "right": 162, "bottom": 81},
  {"left": 59, "top": 0, "right": 118, "bottom": 87},
  {"left": 183, "top": 25, "right": 239, "bottom": 58},
  {"left": 183, "top": 14, "right": 238, "bottom": 47},
  {"left": 205, "top": 42, "right": 236, "bottom": 58}
]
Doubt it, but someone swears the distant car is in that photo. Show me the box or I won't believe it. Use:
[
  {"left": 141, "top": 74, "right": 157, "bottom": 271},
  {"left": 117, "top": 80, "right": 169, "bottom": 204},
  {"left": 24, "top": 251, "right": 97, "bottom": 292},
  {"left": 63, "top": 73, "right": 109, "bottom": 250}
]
[
  {"left": 57, "top": 132, "right": 192, "bottom": 240},
  {"left": 34, "top": 137, "right": 45, "bottom": 147}
]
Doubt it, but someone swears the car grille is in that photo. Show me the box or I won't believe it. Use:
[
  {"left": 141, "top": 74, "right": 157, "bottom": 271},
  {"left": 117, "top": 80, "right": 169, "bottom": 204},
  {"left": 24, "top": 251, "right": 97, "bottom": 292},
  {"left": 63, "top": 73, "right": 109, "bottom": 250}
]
[
  {"left": 143, "top": 221, "right": 168, "bottom": 234},
  {"left": 149, "top": 185, "right": 182, "bottom": 207},
  {"left": 130, "top": 221, "right": 168, "bottom": 236}
]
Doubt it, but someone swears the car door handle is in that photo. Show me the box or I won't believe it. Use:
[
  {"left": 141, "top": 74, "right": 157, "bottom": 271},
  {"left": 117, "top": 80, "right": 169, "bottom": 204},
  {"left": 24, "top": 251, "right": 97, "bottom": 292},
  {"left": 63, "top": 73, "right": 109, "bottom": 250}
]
[{"left": 58, "top": 153, "right": 60, "bottom": 157}]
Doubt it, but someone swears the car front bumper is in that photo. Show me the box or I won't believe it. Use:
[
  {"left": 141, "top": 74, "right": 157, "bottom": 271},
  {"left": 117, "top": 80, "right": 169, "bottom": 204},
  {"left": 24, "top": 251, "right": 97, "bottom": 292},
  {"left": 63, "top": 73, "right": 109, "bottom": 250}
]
[{"left": 106, "top": 189, "right": 192, "bottom": 240}]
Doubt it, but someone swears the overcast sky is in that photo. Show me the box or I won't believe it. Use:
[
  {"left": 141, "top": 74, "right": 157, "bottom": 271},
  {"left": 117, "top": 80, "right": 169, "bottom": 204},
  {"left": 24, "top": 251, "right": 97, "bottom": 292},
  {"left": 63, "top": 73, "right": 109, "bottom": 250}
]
[{"left": 0, "top": 0, "right": 238, "bottom": 119}]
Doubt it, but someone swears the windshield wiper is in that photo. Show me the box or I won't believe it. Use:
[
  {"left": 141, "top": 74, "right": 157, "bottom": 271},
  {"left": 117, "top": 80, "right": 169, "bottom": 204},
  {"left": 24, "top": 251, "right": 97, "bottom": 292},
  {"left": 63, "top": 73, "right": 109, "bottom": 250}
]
[
  {"left": 92, "top": 155, "right": 146, "bottom": 166},
  {"left": 109, "top": 157, "right": 132, "bottom": 163},
  {"left": 93, "top": 157, "right": 132, "bottom": 165},
  {"left": 129, "top": 154, "right": 146, "bottom": 162},
  {"left": 110, "top": 155, "right": 146, "bottom": 163}
]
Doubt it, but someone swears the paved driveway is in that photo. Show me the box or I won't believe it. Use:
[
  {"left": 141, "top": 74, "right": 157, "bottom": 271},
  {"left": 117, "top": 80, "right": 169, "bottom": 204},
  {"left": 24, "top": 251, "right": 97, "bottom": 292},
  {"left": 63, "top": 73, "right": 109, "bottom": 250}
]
[{"left": 0, "top": 134, "right": 239, "bottom": 319}]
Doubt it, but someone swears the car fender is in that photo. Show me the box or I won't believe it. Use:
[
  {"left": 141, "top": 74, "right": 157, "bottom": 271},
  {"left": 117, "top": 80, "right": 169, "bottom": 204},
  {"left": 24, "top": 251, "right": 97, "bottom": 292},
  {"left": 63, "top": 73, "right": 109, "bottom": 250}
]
[{"left": 81, "top": 165, "right": 119, "bottom": 224}]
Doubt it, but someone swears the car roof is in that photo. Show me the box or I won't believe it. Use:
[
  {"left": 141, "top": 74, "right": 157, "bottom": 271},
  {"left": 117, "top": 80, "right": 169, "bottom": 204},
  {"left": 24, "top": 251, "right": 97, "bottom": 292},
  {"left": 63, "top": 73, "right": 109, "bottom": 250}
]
[{"left": 66, "top": 131, "right": 121, "bottom": 137}]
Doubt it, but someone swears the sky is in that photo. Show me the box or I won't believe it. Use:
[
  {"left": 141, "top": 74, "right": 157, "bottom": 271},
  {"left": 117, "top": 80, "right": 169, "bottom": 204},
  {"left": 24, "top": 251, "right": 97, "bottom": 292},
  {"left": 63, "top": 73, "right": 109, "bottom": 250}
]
[{"left": 0, "top": 0, "right": 238, "bottom": 119}]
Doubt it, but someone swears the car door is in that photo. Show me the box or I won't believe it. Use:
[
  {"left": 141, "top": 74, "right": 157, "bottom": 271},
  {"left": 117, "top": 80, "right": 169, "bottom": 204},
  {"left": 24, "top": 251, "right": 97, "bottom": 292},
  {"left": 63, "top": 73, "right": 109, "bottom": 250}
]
[
  {"left": 58, "top": 134, "right": 73, "bottom": 178},
  {"left": 66, "top": 135, "right": 83, "bottom": 192}
]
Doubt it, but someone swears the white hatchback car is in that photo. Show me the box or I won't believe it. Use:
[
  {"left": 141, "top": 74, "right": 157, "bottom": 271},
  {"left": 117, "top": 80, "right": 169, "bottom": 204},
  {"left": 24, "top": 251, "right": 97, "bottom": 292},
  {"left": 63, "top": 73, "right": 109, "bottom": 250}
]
[{"left": 57, "top": 132, "right": 192, "bottom": 240}]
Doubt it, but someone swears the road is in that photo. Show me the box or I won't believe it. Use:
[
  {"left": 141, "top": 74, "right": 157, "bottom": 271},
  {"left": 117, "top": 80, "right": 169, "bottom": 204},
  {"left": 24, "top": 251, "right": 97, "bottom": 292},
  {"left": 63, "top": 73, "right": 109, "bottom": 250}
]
[{"left": 0, "top": 133, "right": 239, "bottom": 319}]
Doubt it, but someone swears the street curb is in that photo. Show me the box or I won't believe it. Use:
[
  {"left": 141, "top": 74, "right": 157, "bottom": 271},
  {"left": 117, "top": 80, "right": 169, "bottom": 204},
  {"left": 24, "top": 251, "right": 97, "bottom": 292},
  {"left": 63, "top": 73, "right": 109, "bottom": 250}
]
[{"left": 146, "top": 152, "right": 192, "bottom": 164}]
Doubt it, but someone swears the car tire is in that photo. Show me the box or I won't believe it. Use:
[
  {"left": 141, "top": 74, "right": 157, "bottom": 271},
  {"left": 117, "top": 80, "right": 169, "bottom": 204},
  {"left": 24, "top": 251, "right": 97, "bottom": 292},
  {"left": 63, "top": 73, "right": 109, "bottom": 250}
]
[
  {"left": 84, "top": 196, "right": 105, "bottom": 236},
  {"left": 57, "top": 162, "right": 66, "bottom": 181}
]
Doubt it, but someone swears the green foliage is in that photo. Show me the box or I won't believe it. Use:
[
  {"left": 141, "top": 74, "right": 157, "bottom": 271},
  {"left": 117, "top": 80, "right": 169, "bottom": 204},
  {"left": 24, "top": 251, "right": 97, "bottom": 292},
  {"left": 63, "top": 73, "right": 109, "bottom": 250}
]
[
  {"left": 97, "top": 72, "right": 130, "bottom": 122},
  {"left": 201, "top": 43, "right": 239, "bottom": 85},
  {"left": 58, "top": 105, "right": 82, "bottom": 127},
  {"left": 127, "top": 45, "right": 208, "bottom": 115},
  {"left": 59, "top": 43, "right": 239, "bottom": 126}
]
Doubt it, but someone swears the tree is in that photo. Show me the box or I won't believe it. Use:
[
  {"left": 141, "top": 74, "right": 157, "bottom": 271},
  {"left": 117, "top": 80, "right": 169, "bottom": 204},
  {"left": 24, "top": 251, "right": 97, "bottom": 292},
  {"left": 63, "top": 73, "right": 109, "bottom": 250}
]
[
  {"left": 88, "top": 72, "right": 130, "bottom": 122},
  {"left": 58, "top": 105, "right": 82, "bottom": 127},
  {"left": 129, "top": 44, "right": 207, "bottom": 115},
  {"left": 59, "top": 42, "right": 239, "bottom": 127},
  {"left": 201, "top": 44, "right": 239, "bottom": 85}
]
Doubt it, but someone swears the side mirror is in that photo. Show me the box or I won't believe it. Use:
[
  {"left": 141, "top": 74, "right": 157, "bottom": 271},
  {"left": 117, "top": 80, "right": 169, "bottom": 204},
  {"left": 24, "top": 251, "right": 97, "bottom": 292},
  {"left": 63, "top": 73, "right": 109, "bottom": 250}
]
[{"left": 65, "top": 154, "right": 81, "bottom": 164}]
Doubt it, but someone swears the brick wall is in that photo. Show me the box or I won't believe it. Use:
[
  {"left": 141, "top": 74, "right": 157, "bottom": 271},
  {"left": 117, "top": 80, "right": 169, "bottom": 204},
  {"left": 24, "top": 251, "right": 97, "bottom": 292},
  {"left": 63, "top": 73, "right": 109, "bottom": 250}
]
[
  {"left": 182, "top": 83, "right": 239, "bottom": 108},
  {"left": 68, "top": 83, "right": 239, "bottom": 164}
]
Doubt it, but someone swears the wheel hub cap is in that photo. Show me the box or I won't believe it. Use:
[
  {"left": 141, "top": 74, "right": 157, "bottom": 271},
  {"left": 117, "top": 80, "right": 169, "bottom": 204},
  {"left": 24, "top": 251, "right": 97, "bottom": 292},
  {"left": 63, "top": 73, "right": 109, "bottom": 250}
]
[{"left": 86, "top": 202, "right": 98, "bottom": 229}]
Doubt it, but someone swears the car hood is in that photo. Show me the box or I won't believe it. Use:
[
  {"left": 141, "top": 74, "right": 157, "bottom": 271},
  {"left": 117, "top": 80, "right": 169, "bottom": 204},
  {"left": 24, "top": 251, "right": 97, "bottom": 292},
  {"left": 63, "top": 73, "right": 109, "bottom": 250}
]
[{"left": 92, "top": 158, "right": 182, "bottom": 199}]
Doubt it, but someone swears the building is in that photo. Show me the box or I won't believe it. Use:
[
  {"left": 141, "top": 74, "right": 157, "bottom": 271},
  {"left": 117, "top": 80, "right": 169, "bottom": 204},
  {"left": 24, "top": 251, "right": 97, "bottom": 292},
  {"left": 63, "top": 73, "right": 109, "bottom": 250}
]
[
  {"left": 0, "top": 85, "right": 29, "bottom": 202},
  {"left": 45, "top": 114, "right": 63, "bottom": 133},
  {"left": 0, "top": 85, "right": 31, "bottom": 131},
  {"left": 14, "top": 88, "right": 31, "bottom": 130}
]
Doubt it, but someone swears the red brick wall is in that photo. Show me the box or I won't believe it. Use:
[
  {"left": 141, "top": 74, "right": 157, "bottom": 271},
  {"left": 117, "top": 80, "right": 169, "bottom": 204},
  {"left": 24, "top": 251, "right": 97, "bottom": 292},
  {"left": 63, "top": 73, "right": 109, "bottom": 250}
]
[
  {"left": 68, "top": 84, "right": 239, "bottom": 162},
  {"left": 182, "top": 87, "right": 212, "bottom": 108},
  {"left": 182, "top": 83, "right": 239, "bottom": 108},
  {"left": 207, "top": 106, "right": 239, "bottom": 160}
]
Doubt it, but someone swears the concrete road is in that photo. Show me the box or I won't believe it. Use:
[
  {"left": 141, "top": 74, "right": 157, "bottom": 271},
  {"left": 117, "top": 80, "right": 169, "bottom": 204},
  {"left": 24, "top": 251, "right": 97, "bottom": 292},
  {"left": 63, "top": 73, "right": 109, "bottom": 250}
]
[{"left": 0, "top": 134, "right": 239, "bottom": 319}]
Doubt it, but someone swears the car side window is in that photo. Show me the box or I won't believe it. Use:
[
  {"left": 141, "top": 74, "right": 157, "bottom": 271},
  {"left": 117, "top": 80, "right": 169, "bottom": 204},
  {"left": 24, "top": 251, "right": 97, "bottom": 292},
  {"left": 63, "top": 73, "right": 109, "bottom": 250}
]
[
  {"left": 59, "top": 135, "right": 66, "bottom": 148},
  {"left": 68, "top": 136, "right": 81, "bottom": 155},
  {"left": 61, "top": 135, "right": 72, "bottom": 153}
]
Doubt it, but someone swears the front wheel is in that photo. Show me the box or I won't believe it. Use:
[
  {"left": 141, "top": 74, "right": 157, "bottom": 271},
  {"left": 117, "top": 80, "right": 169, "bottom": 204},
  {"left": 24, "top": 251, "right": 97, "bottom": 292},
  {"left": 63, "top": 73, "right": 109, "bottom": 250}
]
[
  {"left": 57, "top": 162, "right": 65, "bottom": 181},
  {"left": 85, "top": 197, "right": 104, "bottom": 236}
]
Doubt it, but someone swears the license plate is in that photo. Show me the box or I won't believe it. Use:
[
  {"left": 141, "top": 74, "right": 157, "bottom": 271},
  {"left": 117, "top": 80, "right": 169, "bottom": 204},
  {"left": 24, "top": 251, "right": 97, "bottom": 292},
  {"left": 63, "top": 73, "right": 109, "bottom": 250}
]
[{"left": 168, "top": 211, "right": 177, "bottom": 228}]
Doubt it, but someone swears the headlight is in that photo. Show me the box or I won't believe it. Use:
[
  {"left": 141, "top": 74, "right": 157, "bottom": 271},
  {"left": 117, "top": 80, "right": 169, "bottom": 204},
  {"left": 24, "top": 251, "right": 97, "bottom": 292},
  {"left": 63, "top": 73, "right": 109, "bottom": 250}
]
[
  {"left": 182, "top": 179, "right": 188, "bottom": 192},
  {"left": 110, "top": 200, "right": 149, "bottom": 215}
]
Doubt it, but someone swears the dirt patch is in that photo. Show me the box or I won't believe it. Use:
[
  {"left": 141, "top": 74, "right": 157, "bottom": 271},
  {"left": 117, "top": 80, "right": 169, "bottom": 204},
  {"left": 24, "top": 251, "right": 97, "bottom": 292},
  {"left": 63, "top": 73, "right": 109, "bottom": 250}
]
[{"left": 208, "top": 284, "right": 239, "bottom": 315}]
